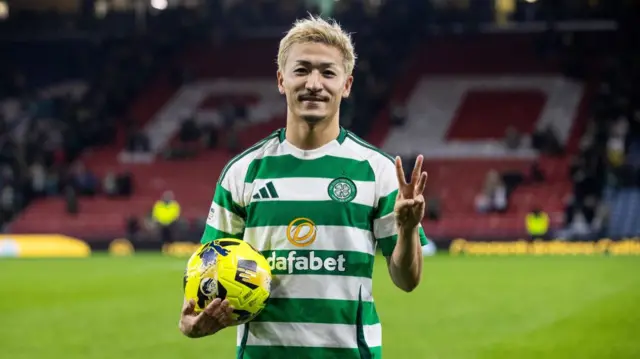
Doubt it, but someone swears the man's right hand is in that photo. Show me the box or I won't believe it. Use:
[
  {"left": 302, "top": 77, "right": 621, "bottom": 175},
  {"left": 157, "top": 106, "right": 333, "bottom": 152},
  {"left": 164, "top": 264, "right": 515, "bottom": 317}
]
[{"left": 179, "top": 298, "right": 234, "bottom": 338}]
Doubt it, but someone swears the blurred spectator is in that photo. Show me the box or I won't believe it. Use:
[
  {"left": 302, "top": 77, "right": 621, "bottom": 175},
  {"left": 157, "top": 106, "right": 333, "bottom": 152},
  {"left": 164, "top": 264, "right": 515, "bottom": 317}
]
[
  {"left": 569, "top": 153, "right": 604, "bottom": 204},
  {"left": 528, "top": 161, "right": 545, "bottom": 184},
  {"left": 45, "top": 167, "right": 60, "bottom": 196},
  {"left": 201, "top": 124, "right": 219, "bottom": 149},
  {"left": 525, "top": 208, "right": 549, "bottom": 240},
  {"left": 29, "top": 161, "right": 46, "bottom": 197},
  {"left": 426, "top": 196, "right": 441, "bottom": 221},
  {"left": 125, "top": 124, "right": 151, "bottom": 153},
  {"left": 71, "top": 162, "right": 98, "bottom": 196},
  {"left": 152, "top": 191, "right": 181, "bottom": 244},
  {"left": 475, "top": 170, "right": 508, "bottom": 213},
  {"left": 1, "top": 185, "right": 16, "bottom": 219},
  {"left": 219, "top": 100, "right": 235, "bottom": 129},
  {"left": 179, "top": 117, "right": 200, "bottom": 144},
  {"left": 559, "top": 194, "right": 610, "bottom": 241},
  {"left": 165, "top": 116, "right": 201, "bottom": 160},
  {"left": 226, "top": 123, "right": 242, "bottom": 155},
  {"left": 116, "top": 171, "right": 133, "bottom": 197},
  {"left": 65, "top": 185, "right": 78, "bottom": 215},
  {"left": 390, "top": 101, "right": 407, "bottom": 127},
  {"left": 606, "top": 117, "right": 628, "bottom": 168},
  {"left": 126, "top": 215, "right": 141, "bottom": 242},
  {"left": 103, "top": 171, "right": 118, "bottom": 197},
  {"left": 504, "top": 126, "right": 522, "bottom": 150},
  {"left": 591, "top": 201, "right": 610, "bottom": 238},
  {"left": 532, "top": 124, "right": 563, "bottom": 156}
]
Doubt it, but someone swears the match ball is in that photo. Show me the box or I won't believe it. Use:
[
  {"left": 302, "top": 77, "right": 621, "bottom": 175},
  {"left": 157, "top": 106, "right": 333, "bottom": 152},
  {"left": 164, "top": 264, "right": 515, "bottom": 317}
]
[{"left": 183, "top": 239, "right": 272, "bottom": 325}]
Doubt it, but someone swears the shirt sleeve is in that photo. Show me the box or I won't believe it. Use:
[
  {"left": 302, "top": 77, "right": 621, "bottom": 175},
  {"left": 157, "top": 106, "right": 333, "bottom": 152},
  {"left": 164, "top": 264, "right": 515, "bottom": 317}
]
[
  {"left": 372, "top": 158, "right": 429, "bottom": 256},
  {"left": 200, "top": 165, "right": 247, "bottom": 244}
]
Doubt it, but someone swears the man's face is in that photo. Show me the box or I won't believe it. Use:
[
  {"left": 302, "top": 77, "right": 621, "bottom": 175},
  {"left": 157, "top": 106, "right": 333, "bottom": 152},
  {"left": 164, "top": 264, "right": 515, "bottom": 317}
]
[{"left": 277, "top": 42, "right": 353, "bottom": 124}]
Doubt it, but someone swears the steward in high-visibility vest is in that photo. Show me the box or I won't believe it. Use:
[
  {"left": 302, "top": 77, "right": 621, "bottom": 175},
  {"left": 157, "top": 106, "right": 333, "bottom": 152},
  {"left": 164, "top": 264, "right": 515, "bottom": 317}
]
[
  {"left": 526, "top": 209, "right": 549, "bottom": 240},
  {"left": 152, "top": 191, "right": 181, "bottom": 243},
  {"left": 152, "top": 199, "right": 181, "bottom": 226}
]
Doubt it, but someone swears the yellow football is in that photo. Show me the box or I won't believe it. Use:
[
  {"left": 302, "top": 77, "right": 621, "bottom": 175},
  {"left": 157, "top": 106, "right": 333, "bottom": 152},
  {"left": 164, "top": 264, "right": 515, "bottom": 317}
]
[{"left": 183, "top": 239, "right": 272, "bottom": 325}]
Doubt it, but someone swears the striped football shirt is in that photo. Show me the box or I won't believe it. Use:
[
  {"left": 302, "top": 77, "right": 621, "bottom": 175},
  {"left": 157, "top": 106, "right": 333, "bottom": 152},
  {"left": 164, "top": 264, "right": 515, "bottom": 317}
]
[{"left": 201, "top": 127, "right": 429, "bottom": 359}]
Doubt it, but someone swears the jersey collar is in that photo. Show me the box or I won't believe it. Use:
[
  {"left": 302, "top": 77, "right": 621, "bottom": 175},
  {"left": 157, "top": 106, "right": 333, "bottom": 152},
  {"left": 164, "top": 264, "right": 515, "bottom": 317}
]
[
  {"left": 278, "top": 126, "right": 348, "bottom": 144},
  {"left": 278, "top": 126, "right": 348, "bottom": 160}
]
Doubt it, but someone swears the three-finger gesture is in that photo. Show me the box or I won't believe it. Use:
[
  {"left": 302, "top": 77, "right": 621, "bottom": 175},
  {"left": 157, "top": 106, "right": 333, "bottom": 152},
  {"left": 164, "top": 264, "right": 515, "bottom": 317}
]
[{"left": 394, "top": 155, "right": 428, "bottom": 230}]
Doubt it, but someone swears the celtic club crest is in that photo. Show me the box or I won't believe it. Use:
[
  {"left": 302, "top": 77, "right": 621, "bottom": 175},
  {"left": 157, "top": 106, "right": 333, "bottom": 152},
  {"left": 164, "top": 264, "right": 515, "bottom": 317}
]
[{"left": 328, "top": 177, "right": 357, "bottom": 203}]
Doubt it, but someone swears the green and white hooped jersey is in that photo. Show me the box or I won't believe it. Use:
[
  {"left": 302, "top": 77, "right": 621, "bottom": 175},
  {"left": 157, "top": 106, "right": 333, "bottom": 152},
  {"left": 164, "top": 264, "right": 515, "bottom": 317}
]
[{"left": 201, "top": 127, "right": 428, "bottom": 359}]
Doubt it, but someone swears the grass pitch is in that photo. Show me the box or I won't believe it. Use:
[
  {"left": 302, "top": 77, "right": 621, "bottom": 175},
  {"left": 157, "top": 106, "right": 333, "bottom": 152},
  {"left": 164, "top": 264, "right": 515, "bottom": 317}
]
[{"left": 0, "top": 253, "right": 638, "bottom": 359}]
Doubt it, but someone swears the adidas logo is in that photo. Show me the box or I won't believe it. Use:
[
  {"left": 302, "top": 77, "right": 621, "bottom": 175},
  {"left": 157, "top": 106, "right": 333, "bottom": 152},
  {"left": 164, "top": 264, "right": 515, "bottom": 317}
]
[{"left": 253, "top": 181, "right": 279, "bottom": 200}]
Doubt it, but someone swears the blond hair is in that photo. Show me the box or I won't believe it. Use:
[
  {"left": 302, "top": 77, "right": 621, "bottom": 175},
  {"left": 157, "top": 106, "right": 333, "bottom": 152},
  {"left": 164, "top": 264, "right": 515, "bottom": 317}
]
[{"left": 277, "top": 14, "right": 357, "bottom": 76}]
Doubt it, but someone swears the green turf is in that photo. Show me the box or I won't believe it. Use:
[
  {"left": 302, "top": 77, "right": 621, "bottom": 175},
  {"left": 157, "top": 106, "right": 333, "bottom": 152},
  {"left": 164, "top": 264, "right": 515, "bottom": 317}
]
[{"left": 1, "top": 253, "right": 638, "bottom": 359}]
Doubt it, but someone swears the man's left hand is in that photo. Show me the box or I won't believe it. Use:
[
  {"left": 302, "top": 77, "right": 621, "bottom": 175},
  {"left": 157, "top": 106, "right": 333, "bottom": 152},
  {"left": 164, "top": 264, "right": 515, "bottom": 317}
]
[{"left": 394, "top": 155, "right": 428, "bottom": 230}]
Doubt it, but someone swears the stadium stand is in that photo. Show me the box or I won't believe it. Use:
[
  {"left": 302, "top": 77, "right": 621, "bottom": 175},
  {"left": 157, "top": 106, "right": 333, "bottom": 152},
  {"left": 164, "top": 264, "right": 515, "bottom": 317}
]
[
  {"left": 4, "top": 0, "right": 640, "bottom": 243},
  {"left": 556, "top": 15, "right": 640, "bottom": 241},
  {"left": 8, "top": 1, "right": 429, "bottom": 240},
  {"left": 379, "top": 33, "right": 588, "bottom": 238},
  {"left": 1, "top": 8, "right": 202, "bottom": 235}
]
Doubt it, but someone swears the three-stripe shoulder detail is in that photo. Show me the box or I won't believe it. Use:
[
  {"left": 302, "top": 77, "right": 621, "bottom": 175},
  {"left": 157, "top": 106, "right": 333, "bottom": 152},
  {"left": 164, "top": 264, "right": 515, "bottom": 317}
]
[
  {"left": 217, "top": 130, "right": 281, "bottom": 184},
  {"left": 345, "top": 132, "right": 395, "bottom": 164}
]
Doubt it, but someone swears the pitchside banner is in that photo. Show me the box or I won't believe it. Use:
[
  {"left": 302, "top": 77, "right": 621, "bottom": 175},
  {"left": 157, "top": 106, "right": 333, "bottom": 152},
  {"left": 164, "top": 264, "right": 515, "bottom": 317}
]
[
  {"left": 109, "top": 238, "right": 640, "bottom": 257},
  {"left": 0, "top": 235, "right": 91, "bottom": 258},
  {"left": 449, "top": 238, "right": 640, "bottom": 256},
  {"left": 101, "top": 238, "right": 640, "bottom": 257},
  {"left": 104, "top": 238, "right": 438, "bottom": 257},
  {"left": 2, "top": 235, "right": 640, "bottom": 258}
]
